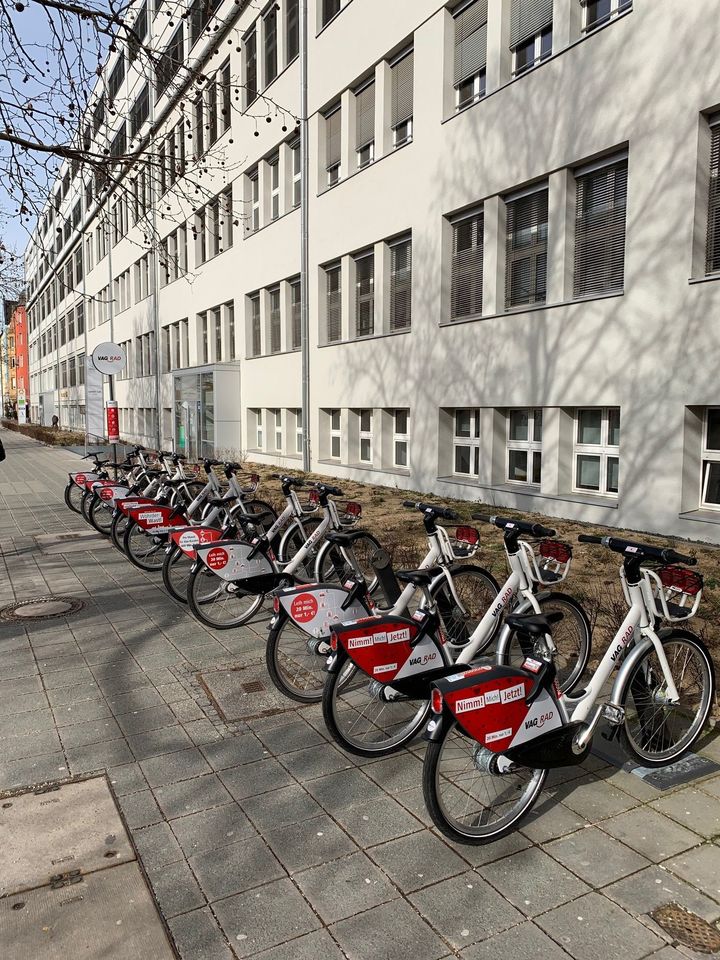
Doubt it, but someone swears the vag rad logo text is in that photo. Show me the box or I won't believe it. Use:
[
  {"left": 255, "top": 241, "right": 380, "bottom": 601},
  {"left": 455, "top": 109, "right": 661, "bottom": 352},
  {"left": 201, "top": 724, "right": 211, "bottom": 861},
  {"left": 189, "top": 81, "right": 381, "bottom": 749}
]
[
  {"left": 490, "top": 586, "right": 514, "bottom": 619},
  {"left": 524, "top": 711, "right": 554, "bottom": 730}
]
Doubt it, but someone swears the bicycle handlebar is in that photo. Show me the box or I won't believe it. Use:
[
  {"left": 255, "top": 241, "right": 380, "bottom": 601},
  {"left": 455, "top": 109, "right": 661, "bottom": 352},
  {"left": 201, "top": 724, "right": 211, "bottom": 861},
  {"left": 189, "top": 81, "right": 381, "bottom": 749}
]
[
  {"left": 313, "top": 482, "right": 344, "bottom": 497},
  {"left": 272, "top": 474, "right": 305, "bottom": 488},
  {"left": 473, "top": 513, "right": 556, "bottom": 537},
  {"left": 577, "top": 534, "right": 697, "bottom": 565},
  {"left": 403, "top": 501, "right": 460, "bottom": 521}
]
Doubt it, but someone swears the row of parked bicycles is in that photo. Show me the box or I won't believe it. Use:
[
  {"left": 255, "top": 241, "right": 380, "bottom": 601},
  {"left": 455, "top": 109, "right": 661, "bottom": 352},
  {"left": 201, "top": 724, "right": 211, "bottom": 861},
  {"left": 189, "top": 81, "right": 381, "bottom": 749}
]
[{"left": 64, "top": 446, "right": 715, "bottom": 844}]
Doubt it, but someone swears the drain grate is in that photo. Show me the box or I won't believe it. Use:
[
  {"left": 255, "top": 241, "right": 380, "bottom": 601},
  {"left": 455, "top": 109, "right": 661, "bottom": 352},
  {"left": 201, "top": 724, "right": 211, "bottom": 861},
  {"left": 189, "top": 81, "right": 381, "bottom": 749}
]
[
  {"left": 0, "top": 597, "right": 85, "bottom": 623},
  {"left": 651, "top": 903, "right": 720, "bottom": 954}
]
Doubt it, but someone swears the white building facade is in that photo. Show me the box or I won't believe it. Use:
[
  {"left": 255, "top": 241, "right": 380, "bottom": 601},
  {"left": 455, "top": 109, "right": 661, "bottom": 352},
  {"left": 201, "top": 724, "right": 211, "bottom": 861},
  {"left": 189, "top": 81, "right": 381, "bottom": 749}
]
[{"left": 23, "top": 0, "right": 720, "bottom": 542}]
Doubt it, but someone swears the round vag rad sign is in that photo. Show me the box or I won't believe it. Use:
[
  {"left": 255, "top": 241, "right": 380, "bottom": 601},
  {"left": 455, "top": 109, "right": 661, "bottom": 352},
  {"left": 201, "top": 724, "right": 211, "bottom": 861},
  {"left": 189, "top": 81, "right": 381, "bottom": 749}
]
[
  {"left": 290, "top": 593, "right": 319, "bottom": 624},
  {"left": 178, "top": 530, "right": 200, "bottom": 551},
  {"left": 99, "top": 487, "right": 114, "bottom": 501},
  {"left": 206, "top": 547, "right": 229, "bottom": 571}
]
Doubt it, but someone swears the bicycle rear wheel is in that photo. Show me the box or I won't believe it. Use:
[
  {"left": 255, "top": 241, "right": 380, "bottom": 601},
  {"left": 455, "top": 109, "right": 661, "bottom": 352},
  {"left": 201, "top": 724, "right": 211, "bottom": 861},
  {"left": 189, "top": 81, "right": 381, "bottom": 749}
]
[
  {"left": 186, "top": 564, "right": 264, "bottom": 629},
  {"left": 431, "top": 565, "right": 499, "bottom": 649},
  {"left": 266, "top": 617, "right": 328, "bottom": 703},
  {"left": 322, "top": 662, "right": 430, "bottom": 757},
  {"left": 619, "top": 632, "right": 714, "bottom": 767},
  {"left": 111, "top": 511, "right": 129, "bottom": 553},
  {"left": 88, "top": 494, "right": 115, "bottom": 535},
  {"left": 123, "top": 519, "right": 166, "bottom": 572},
  {"left": 162, "top": 544, "right": 192, "bottom": 603},
  {"left": 423, "top": 719, "right": 546, "bottom": 845},
  {"left": 315, "top": 532, "right": 382, "bottom": 590},
  {"left": 80, "top": 490, "right": 94, "bottom": 523}
]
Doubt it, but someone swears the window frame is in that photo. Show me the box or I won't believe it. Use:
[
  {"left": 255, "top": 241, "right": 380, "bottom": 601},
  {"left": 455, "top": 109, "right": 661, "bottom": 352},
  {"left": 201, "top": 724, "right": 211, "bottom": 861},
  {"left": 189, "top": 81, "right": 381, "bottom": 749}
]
[
  {"left": 512, "top": 25, "right": 552, "bottom": 77},
  {"left": 573, "top": 406, "right": 620, "bottom": 497},
  {"left": 358, "top": 409, "right": 373, "bottom": 463},
  {"left": 354, "top": 250, "right": 374, "bottom": 338},
  {"left": 452, "top": 408, "right": 480, "bottom": 477},
  {"left": 329, "top": 408, "right": 341, "bottom": 459},
  {"left": 393, "top": 409, "right": 409, "bottom": 468},
  {"left": 582, "top": 0, "right": 632, "bottom": 33},
  {"left": 701, "top": 407, "right": 720, "bottom": 510},
  {"left": 506, "top": 407, "right": 543, "bottom": 486}
]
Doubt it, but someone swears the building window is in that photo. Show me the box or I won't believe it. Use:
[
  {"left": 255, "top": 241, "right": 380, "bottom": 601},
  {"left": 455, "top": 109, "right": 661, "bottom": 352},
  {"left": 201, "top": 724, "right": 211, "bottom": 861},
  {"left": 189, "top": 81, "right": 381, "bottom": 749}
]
[
  {"left": 264, "top": 3, "right": 278, "bottom": 87},
  {"left": 325, "top": 263, "right": 341, "bottom": 342},
  {"left": 214, "top": 308, "right": 222, "bottom": 362},
  {"left": 451, "top": 210, "right": 483, "bottom": 319},
  {"left": 270, "top": 408, "right": 282, "bottom": 451},
  {"left": 294, "top": 408, "right": 303, "bottom": 454},
  {"left": 156, "top": 25, "right": 184, "bottom": 99},
  {"left": 574, "top": 407, "right": 620, "bottom": 495},
  {"left": 454, "top": 0, "right": 487, "bottom": 110},
  {"left": 507, "top": 408, "right": 542, "bottom": 484},
  {"left": 505, "top": 187, "right": 548, "bottom": 309},
  {"left": 290, "top": 278, "right": 301, "bottom": 349},
  {"left": 244, "top": 25, "right": 258, "bottom": 107},
  {"left": 108, "top": 55, "right": 125, "bottom": 105},
  {"left": 583, "top": 0, "right": 632, "bottom": 33},
  {"left": 355, "top": 251, "right": 374, "bottom": 337},
  {"left": 195, "top": 207, "right": 207, "bottom": 265},
  {"left": 358, "top": 409, "right": 373, "bottom": 463},
  {"left": 286, "top": 0, "right": 299, "bottom": 62},
  {"left": 453, "top": 408, "right": 480, "bottom": 476},
  {"left": 269, "top": 287, "right": 281, "bottom": 353},
  {"left": 393, "top": 409, "right": 409, "bottom": 467},
  {"left": 250, "top": 293, "right": 262, "bottom": 356},
  {"left": 325, "top": 105, "right": 341, "bottom": 186},
  {"left": 290, "top": 138, "right": 301, "bottom": 207},
  {"left": 249, "top": 169, "right": 260, "bottom": 232},
  {"left": 130, "top": 85, "right": 149, "bottom": 139},
  {"left": 706, "top": 118, "right": 720, "bottom": 276},
  {"left": 355, "top": 80, "right": 375, "bottom": 169},
  {"left": 201, "top": 312, "right": 209, "bottom": 363},
  {"left": 227, "top": 301, "right": 235, "bottom": 360},
  {"left": 574, "top": 156, "right": 628, "bottom": 297},
  {"left": 221, "top": 186, "right": 233, "bottom": 250},
  {"left": 269, "top": 154, "right": 280, "bottom": 220},
  {"left": 701, "top": 408, "right": 720, "bottom": 508},
  {"left": 329, "top": 408, "right": 341, "bottom": 458},
  {"left": 219, "top": 58, "right": 232, "bottom": 134},
  {"left": 511, "top": 0, "right": 553, "bottom": 75},
  {"left": 321, "top": 0, "right": 341, "bottom": 27},
  {"left": 391, "top": 49, "right": 413, "bottom": 146},
  {"left": 389, "top": 236, "right": 412, "bottom": 331}
]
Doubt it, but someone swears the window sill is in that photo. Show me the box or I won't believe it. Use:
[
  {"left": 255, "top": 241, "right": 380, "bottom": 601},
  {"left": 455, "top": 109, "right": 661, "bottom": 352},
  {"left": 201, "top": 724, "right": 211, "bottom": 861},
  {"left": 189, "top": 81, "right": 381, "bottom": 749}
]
[
  {"left": 679, "top": 508, "right": 720, "bottom": 526},
  {"left": 688, "top": 274, "right": 720, "bottom": 286},
  {"left": 437, "top": 475, "right": 620, "bottom": 509},
  {"left": 242, "top": 204, "right": 297, "bottom": 240},
  {"left": 442, "top": 7, "right": 633, "bottom": 126},
  {"left": 320, "top": 327, "right": 411, "bottom": 347},
  {"left": 245, "top": 347, "right": 301, "bottom": 360},
  {"left": 440, "top": 290, "right": 624, "bottom": 327},
  {"left": 316, "top": 0, "right": 354, "bottom": 37}
]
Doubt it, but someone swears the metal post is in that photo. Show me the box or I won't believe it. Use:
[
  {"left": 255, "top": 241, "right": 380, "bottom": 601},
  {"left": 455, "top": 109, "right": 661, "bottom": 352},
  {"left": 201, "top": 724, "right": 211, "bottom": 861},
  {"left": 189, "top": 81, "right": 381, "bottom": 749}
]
[
  {"left": 299, "top": 0, "right": 311, "bottom": 473},
  {"left": 107, "top": 229, "right": 117, "bottom": 467}
]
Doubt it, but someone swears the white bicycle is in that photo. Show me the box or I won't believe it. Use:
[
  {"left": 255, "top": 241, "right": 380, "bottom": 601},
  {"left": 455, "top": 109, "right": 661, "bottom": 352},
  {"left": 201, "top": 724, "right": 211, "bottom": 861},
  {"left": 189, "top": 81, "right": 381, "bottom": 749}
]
[{"left": 423, "top": 533, "right": 714, "bottom": 844}]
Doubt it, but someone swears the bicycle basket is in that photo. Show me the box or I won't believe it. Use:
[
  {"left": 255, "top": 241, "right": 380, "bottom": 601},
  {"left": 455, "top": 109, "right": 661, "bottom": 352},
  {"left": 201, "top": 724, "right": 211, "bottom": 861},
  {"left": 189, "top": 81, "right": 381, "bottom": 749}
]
[
  {"left": 520, "top": 540, "right": 572, "bottom": 585},
  {"left": 644, "top": 565, "right": 703, "bottom": 622},
  {"left": 451, "top": 525, "right": 479, "bottom": 559},
  {"left": 339, "top": 501, "right": 362, "bottom": 526}
]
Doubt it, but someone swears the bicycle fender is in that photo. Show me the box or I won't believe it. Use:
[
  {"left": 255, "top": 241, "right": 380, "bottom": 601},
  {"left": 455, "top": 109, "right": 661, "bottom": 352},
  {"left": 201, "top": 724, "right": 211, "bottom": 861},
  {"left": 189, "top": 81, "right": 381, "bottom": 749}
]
[
  {"left": 606, "top": 628, "right": 701, "bottom": 711},
  {"left": 326, "top": 647, "right": 348, "bottom": 676},
  {"left": 423, "top": 707, "right": 454, "bottom": 743}
]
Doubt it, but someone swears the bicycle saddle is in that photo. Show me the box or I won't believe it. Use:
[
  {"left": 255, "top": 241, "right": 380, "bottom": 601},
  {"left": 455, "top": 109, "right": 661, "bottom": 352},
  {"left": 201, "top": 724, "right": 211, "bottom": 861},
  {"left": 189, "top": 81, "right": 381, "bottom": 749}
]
[
  {"left": 325, "top": 530, "right": 373, "bottom": 547},
  {"left": 504, "top": 611, "right": 564, "bottom": 637},
  {"left": 395, "top": 567, "right": 442, "bottom": 586}
]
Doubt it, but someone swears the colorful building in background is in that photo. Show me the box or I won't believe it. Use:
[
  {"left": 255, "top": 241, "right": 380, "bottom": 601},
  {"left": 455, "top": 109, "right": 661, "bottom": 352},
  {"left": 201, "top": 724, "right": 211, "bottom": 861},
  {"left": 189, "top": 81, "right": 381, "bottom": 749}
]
[{"left": 0, "top": 301, "right": 29, "bottom": 421}]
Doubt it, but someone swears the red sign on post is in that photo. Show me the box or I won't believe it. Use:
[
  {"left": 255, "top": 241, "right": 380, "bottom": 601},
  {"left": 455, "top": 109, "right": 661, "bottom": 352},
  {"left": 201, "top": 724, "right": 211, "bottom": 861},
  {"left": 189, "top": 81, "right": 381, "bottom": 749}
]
[{"left": 106, "top": 401, "right": 119, "bottom": 443}]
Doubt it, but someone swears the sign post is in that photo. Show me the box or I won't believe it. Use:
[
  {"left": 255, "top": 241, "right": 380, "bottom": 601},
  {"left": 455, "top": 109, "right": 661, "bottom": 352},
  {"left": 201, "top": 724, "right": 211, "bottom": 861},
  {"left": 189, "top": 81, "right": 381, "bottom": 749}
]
[{"left": 90, "top": 342, "right": 126, "bottom": 472}]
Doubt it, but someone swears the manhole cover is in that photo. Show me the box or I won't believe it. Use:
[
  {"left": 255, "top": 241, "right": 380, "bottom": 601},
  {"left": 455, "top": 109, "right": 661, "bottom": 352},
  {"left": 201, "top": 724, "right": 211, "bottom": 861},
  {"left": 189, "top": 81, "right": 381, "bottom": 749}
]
[
  {"left": 651, "top": 904, "right": 720, "bottom": 954},
  {"left": 0, "top": 597, "right": 84, "bottom": 623},
  {"left": 198, "top": 660, "right": 299, "bottom": 721}
]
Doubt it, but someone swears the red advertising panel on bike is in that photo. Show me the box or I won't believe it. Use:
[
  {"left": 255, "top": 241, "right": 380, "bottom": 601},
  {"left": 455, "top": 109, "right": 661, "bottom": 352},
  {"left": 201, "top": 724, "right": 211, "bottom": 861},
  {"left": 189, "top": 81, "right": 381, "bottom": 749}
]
[
  {"left": 115, "top": 497, "right": 159, "bottom": 516},
  {"left": 170, "top": 526, "right": 224, "bottom": 558},
  {"left": 332, "top": 614, "right": 444, "bottom": 683},
  {"left": 127, "top": 504, "right": 185, "bottom": 532}
]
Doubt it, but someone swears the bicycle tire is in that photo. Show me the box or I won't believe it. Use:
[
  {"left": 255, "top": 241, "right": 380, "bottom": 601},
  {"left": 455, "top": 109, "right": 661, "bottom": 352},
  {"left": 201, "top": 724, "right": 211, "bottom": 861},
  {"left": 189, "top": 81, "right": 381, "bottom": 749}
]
[
  {"left": 64, "top": 481, "right": 83, "bottom": 514},
  {"left": 498, "top": 592, "right": 591, "bottom": 694},
  {"left": 162, "top": 544, "right": 192, "bottom": 603},
  {"left": 88, "top": 493, "right": 115, "bottom": 536},
  {"left": 123, "top": 518, "right": 167, "bottom": 572},
  {"left": 266, "top": 617, "right": 329, "bottom": 703},
  {"left": 315, "top": 531, "right": 382, "bottom": 591},
  {"left": 322, "top": 660, "right": 431, "bottom": 758},
  {"left": 186, "top": 563, "right": 265, "bottom": 629},
  {"left": 430, "top": 565, "right": 500, "bottom": 650},
  {"left": 618, "top": 631, "right": 714, "bottom": 768},
  {"left": 422, "top": 719, "right": 546, "bottom": 845},
  {"left": 80, "top": 489, "right": 94, "bottom": 523},
  {"left": 238, "top": 499, "right": 278, "bottom": 535},
  {"left": 111, "top": 511, "right": 129, "bottom": 553}
]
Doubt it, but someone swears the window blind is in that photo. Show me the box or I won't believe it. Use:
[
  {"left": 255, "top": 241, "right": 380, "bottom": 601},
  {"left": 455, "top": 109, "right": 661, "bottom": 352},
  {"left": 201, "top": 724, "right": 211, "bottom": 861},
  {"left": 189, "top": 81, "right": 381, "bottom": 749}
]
[
  {"left": 264, "top": 5, "right": 278, "bottom": 86},
  {"left": 391, "top": 51, "right": 414, "bottom": 127},
  {"left": 269, "top": 289, "right": 281, "bottom": 353},
  {"left": 244, "top": 28, "right": 257, "bottom": 105},
  {"left": 326, "top": 265, "right": 341, "bottom": 342},
  {"left": 454, "top": 0, "right": 488, "bottom": 85},
  {"left": 326, "top": 108, "right": 341, "bottom": 169},
  {"left": 251, "top": 296, "right": 261, "bottom": 356},
  {"left": 390, "top": 239, "right": 412, "bottom": 330},
  {"left": 291, "top": 280, "right": 301, "bottom": 349},
  {"left": 286, "top": 0, "right": 299, "bottom": 61},
  {"left": 574, "top": 159, "right": 628, "bottom": 296},
  {"left": 505, "top": 189, "right": 548, "bottom": 308},
  {"left": 355, "top": 254, "right": 374, "bottom": 336},
  {"left": 511, "top": 0, "right": 553, "bottom": 47},
  {"left": 707, "top": 123, "right": 720, "bottom": 275},
  {"left": 451, "top": 212, "right": 483, "bottom": 319},
  {"left": 355, "top": 82, "right": 375, "bottom": 150}
]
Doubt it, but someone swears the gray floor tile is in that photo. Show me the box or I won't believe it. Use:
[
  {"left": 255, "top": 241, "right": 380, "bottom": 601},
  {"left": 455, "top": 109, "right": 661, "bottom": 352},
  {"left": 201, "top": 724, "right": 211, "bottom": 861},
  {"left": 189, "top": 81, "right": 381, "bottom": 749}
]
[
  {"left": 277, "top": 742, "right": 353, "bottom": 782},
  {"left": 368, "top": 829, "right": 468, "bottom": 894},
  {"left": 134, "top": 821, "right": 184, "bottom": 870},
  {"left": 107, "top": 761, "right": 148, "bottom": 796},
  {"left": 332, "top": 793, "right": 425, "bottom": 847},
  {"left": 190, "top": 835, "right": 285, "bottom": 901},
  {"left": 168, "top": 907, "right": 235, "bottom": 960},
  {"left": 545, "top": 826, "right": 650, "bottom": 886},
  {"left": 249, "top": 929, "right": 346, "bottom": 960},
  {"left": 330, "top": 898, "right": 447, "bottom": 960},
  {"left": 200, "top": 733, "right": 266, "bottom": 771},
  {"left": 519, "top": 791, "right": 587, "bottom": 844},
  {"left": 363, "top": 753, "right": 425, "bottom": 794},
  {"left": 148, "top": 858, "right": 206, "bottom": 919},
  {"left": 600, "top": 806, "right": 702, "bottom": 861},
  {"left": 170, "top": 802, "right": 256, "bottom": 858},
  {"left": 409, "top": 871, "right": 523, "bottom": 949},
  {"left": 53, "top": 698, "right": 113, "bottom": 727},
  {"left": 66, "top": 737, "right": 135, "bottom": 772},
  {"left": 219, "top": 758, "right": 294, "bottom": 800},
  {"left": 59, "top": 716, "right": 123, "bottom": 748},
  {"left": 117, "top": 704, "right": 178, "bottom": 736},
  {"left": 294, "top": 851, "right": 399, "bottom": 924},
  {"left": 241, "top": 783, "right": 324, "bottom": 833},
  {"left": 264, "top": 813, "right": 358, "bottom": 873},
  {"left": 118, "top": 788, "right": 163, "bottom": 829},
  {"left": 140, "top": 746, "right": 212, "bottom": 788},
  {"left": 558, "top": 776, "right": 638, "bottom": 823},
  {"left": 127, "top": 725, "right": 193, "bottom": 760},
  {"left": 480, "top": 846, "right": 590, "bottom": 917},
  {"left": 535, "top": 890, "right": 664, "bottom": 960},
  {"left": 0, "top": 751, "right": 68, "bottom": 790},
  {"left": 154, "top": 773, "right": 233, "bottom": 819},
  {"left": 663, "top": 843, "right": 720, "bottom": 900},
  {"left": 213, "top": 877, "right": 321, "bottom": 958},
  {"left": 650, "top": 789, "right": 720, "bottom": 840},
  {"left": 461, "top": 920, "right": 577, "bottom": 960},
  {"left": 605, "top": 863, "right": 720, "bottom": 921},
  {"left": 304, "top": 767, "right": 386, "bottom": 811}
]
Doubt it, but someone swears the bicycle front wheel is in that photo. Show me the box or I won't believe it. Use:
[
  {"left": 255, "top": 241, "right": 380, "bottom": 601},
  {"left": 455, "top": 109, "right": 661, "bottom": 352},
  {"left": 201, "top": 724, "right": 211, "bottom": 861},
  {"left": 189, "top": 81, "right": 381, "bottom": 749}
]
[
  {"left": 431, "top": 565, "right": 499, "bottom": 650},
  {"left": 80, "top": 490, "right": 94, "bottom": 523},
  {"left": 88, "top": 494, "right": 115, "bottom": 535},
  {"left": 266, "top": 617, "right": 328, "bottom": 703},
  {"left": 315, "top": 532, "right": 382, "bottom": 590},
  {"left": 322, "top": 662, "right": 430, "bottom": 757},
  {"left": 64, "top": 481, "right": 83, "bottom": 514},
  {"left": 111, "top": 511, "right": 129, "bottom": 553},
  {"left": 423, "top": 719, "right": 546, "bottom": 845},
  {"left": 278, "top": 517, "right": 323, "bottom": 573},
  {"left": 186, "top": 564, "right": 264, "bottom": 629},
  {"left": 619, "top": 632, "right": 714, "bottom": 768},
  {"left": 500, "top": 592, "right": 591, "bottom": 694}
]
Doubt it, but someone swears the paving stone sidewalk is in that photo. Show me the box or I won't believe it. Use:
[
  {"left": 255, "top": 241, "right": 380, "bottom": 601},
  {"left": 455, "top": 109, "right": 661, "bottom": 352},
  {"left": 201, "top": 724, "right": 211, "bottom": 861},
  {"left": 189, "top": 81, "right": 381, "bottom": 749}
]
[{"left": 1, "top": 425, "right": 719, "bottom": 960}]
